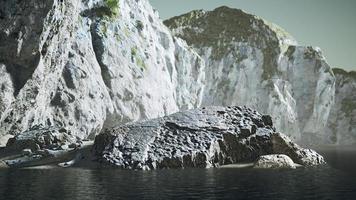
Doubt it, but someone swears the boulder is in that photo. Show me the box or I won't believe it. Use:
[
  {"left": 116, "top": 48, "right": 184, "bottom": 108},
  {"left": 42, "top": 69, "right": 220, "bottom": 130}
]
[
  {"left": 21, "top": 149, "right": 33, "bottom": 156},
  {"left": 0, "top": 161, "right": 9, "bottom": 169},
  {"left": 93, "top": 106, "right": 325, "bottom": 170},
  {"left": 271, "top": 133, "right": 325, "bottom": 166},
  {"left": 5, "top": 126, "right": 77, "bottom": 152},
  {"left": 254, "top": 154, "right": 296, "bottom": 169}
]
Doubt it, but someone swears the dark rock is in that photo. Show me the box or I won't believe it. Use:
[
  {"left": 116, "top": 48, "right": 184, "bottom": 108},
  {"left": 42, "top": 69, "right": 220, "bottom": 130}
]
[
  {"left": 93, "top": 106, "right": 325, "bottom": 170},
  {"left": 271, "top": 133, "right": 325, "bottom": 166},
  {"left": 262, "top": 115, "right": 273, "bottom": 127},
  {"left": 68, "top": 143, "right": 77, "bottom": 149},
  {"left": 21, "top": 149, "right": 32, "bottom": 156},
  {"left": 5, "top": 127, "right": 76, "bottom": 152}
]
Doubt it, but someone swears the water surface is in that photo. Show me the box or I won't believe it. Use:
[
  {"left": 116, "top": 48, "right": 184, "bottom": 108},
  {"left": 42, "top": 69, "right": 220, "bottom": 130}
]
[{"left": 0, "top": 148, "right": 355, "bottom": 200}]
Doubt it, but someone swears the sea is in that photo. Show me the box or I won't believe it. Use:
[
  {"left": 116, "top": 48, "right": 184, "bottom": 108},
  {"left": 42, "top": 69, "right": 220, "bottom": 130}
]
[{"left": 0, "top": 146, "right": 355, "bottom": 200}]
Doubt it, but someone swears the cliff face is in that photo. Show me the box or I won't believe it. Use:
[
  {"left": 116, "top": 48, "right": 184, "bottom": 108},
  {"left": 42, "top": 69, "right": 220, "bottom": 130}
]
[
  {"left": 0, "top": 0, "right": 205, "bottom": 141},
  {"left": 326, "top": 69, "right": 356, "bottom": 145},
  {"left": 164, "top": 7, "right": 336, "bottom": 143},
  {"left": 0, "top": 1, "right": 353, "bottom": 146}
]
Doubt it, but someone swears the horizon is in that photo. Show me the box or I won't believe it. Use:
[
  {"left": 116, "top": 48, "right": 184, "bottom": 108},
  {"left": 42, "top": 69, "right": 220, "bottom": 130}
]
[{"left": 149, "top": 0, "right": 356, "bottom": 72}]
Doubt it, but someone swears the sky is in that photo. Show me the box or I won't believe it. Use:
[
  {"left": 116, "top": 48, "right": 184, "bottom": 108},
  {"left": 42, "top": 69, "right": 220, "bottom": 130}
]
[{"left": 149, "top": 0, "right": 356, "bottom": 71}]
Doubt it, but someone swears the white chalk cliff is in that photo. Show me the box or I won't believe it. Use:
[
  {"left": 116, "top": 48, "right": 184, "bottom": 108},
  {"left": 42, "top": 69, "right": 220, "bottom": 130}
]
[
  {"left": 164, "top": 7, "right": 336, "bottom": 143},
  {"left": 0, "top": 1, "right": 354, "bottom": 145},
  {"left": 0, "top": 0, "right": 205, "bottom": 142}
]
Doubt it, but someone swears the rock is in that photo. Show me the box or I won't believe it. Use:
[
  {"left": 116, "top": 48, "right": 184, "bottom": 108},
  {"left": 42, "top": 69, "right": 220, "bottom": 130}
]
[
  {"left": 58, "top": 153, "right": 83, "bottom": 168},
  {"left": 325, "top": 68, "right": 356, "bottom": 145},
  {"left": 0, "top": 0, "right": 205, "bottom": 143},
  {"left": 0, "top": 161, "right": 9, "bottom": 169},
  {"left": 262, "top": 115, "right": 273, "bottom": 127},
  {"left": 93, "top": 106, "right": 325, "bottom": 170},
  {"left": 5, "top": 127, "right": 76, "bottom": 152},
  {"left": 68, "top": 143, "right": 78, "bottom": 149},
  {"left": 165, "top": 7, "right": 335, "bottom": 143},
  {"left": 254, "top": 154, "right": 296, "bottom": 169},
  {"left": 0, "top": 0, "right": 349, "bottom": 146},
  {"left": 271, "top": 132, "right": 325, "bottom": 166},
  {"left": 22, "top": 149, "right": 32, "bottom": 156}
]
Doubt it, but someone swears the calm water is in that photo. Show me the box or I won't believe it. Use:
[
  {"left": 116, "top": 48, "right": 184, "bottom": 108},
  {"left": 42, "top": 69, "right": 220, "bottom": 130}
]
[{"left": 0, "top": 148, "right": 355, "bottom": 200}]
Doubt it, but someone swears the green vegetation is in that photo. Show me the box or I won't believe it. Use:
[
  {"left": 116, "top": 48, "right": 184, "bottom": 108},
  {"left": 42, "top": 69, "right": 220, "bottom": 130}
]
[
  {"left": 100, "top": 22, "right": 108, "bottom": 37},
  {"left": 164, "top": 6, "right": 282, "bottom": 81},
  {"left": 123, "top": 27, "right": 130, "bottom": 37},
  {"left": 104, "top": 0, "right": 119, "bottom": 17},
  {"left": 92, "top": 0, "right": 120, "bottom": 18},
  {"left": 131, "top": 47, "right": 137, "bottom": 57},
  {"left": 333, "top": 68, "right": 356, "bottom": 80},
  {"left": 115, "top": 33, "right": 121, "bottom": 42},
  {"left": 131, "top": 47, "right": 146, "bottom": 71},
  {"left": 136, "top": 57, "right": 146, "bottom": 71}
]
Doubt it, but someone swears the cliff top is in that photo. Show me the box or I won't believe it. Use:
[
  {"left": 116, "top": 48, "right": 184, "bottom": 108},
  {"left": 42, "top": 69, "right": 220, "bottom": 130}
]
[
  {"left": 333, "top": 68, "right": 356, "bottom": 79},
  {"left": 164, "top": 6, "right": 296, "bottom": 49}
]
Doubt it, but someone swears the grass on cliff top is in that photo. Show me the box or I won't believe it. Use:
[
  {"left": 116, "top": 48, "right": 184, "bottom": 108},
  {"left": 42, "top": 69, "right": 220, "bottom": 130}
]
[
  {"left": 333, "top": 68, "right": 356, "bottom": 79},
  {"left": 91, "top": 0, "right": 119, "bottom": 18}
]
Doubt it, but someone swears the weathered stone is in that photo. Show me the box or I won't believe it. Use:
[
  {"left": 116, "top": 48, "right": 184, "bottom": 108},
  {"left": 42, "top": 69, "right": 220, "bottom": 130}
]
[
  {"left": 0, "top": 161, "right": 9, "bottom": 168},
  {"left": 22, "top": 149, "right": 33, "bottom": 156},
  {"left": 6, "top": 127, "right": 76, "bottom": 152},
  {"left": 93, "top": 106, "right": 325, "bottom": 170},
  {"left": 254, "top": 154, "right": 296, "bottom": 169},
  {"left": 262, "top": 115, "right": 273, "bottom": 127},
  {"left": 0, "top": 0, "right": 205, "bottom": 143},
  {"left": 271, "top": 132, "right": 325, "bottom": 166},
  {"left": 68, "top": 143, "right": 78, "bottom": 149}
]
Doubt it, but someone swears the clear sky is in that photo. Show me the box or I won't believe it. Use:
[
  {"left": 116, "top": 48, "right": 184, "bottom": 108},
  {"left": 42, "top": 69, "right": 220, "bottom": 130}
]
[{"left": 149, "top": 0, "right": 356, "bottom": 71}]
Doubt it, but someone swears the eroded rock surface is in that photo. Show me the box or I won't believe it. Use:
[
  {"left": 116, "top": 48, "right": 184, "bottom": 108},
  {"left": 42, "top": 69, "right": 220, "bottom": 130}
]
[
  {"left": 93, "top": 106, "right": 325, "bottom": 170},
  {"left": 254, "top": 154, "right": 296, "bottom": 169}
]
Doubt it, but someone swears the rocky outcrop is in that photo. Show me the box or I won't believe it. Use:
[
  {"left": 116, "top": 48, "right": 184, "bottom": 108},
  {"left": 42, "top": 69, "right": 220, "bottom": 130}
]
[
  {"left": 164, "top": 7, "right": 335, "bottom": 144},
  {"left": 271, "top": 132, "right": 325, "bottom": 166},
  {"left": 0, "top": 0, "right": 205, "bottom": 143},
  {"left": 325, "top": 69, "right": 356, "bottom": 145},
  {"left": 93, "top": 106, "right": 325, "bottom": 170},
  {"left": 254, "top": 154, "right": 297, "bottom": 169},
  {"left": 5, "top": 126, "right": 78, "bottom": 152}
]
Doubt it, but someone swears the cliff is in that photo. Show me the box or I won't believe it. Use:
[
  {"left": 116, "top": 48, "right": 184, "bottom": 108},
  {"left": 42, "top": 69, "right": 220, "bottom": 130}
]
[
  {"left": 325, "top": 68, "right": 356, "bottom": 145},
  {"left": 164, "top": 7, "right": 336, "bottom": 144},
  {"left": 0, "top": 0, "right": 205, "bottom": 143}
]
